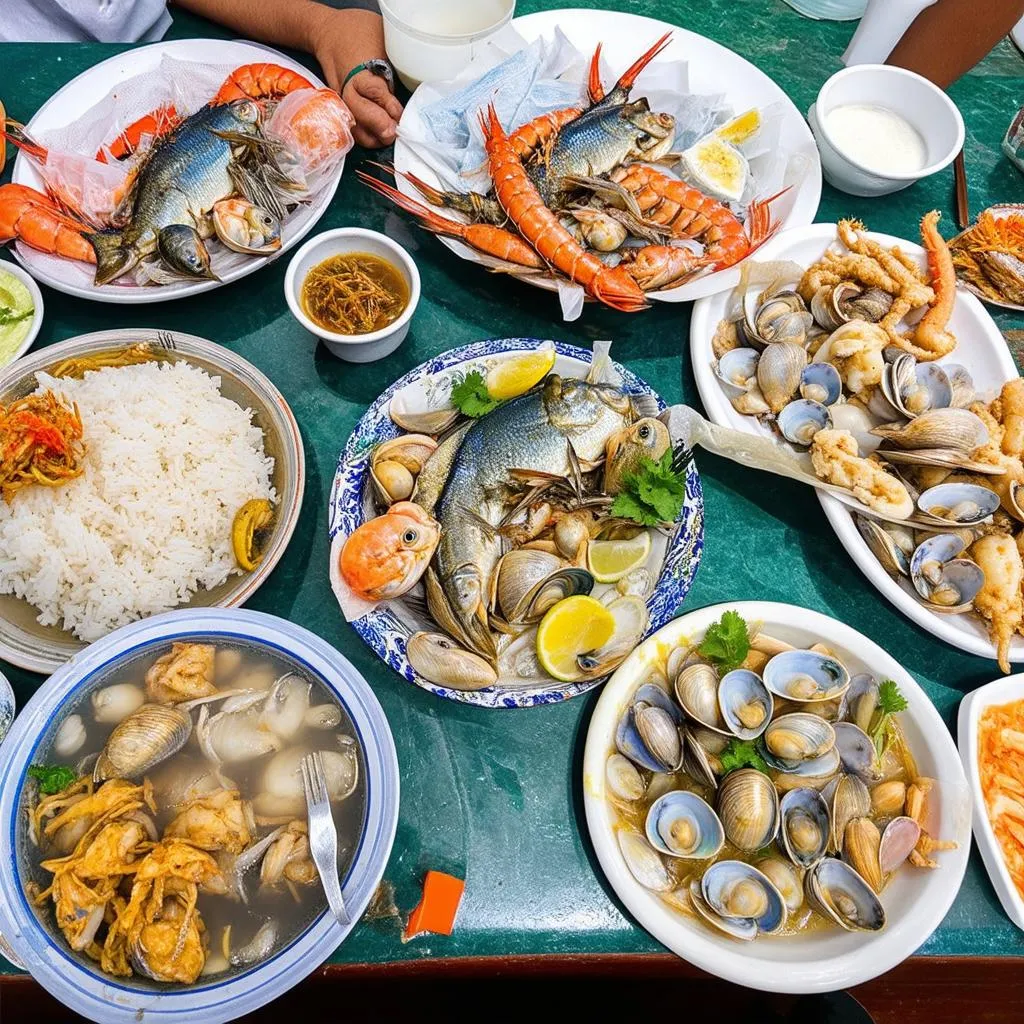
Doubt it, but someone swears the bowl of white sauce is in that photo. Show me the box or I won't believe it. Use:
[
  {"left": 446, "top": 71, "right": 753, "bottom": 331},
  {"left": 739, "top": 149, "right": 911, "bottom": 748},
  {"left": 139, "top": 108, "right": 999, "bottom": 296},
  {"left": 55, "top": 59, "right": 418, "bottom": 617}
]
[{"left": 808, "top": 64, "right": 964, "bottom": 197}]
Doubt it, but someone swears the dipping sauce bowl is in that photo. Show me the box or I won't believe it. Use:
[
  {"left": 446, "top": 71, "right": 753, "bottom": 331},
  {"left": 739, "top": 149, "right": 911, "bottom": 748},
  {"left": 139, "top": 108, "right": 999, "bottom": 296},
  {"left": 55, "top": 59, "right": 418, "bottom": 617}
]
[{"left": 808, "top": 64, "right": 964, "bottom": 197}]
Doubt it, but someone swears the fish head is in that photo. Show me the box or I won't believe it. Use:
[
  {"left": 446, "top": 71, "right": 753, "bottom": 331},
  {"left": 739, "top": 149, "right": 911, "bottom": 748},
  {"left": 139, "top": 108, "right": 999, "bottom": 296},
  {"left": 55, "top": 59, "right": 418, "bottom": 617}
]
[
  {"left": 543, "top": 376, "right": 636, "bottom": 463},
  {"left": 229, "top": 99, "right": 262, "bottom": 128},
  {"left": 603, "top": 417, "right": 671, "bottom": 494},
  {"left": 156, "top": 225, "right": 219, "bottom": 281},
  {"left": 338, "top": 501, "right": 440, "bottom": 602},
  {"left": 622, "top": 102, "right": 676, "bottom": 161}
]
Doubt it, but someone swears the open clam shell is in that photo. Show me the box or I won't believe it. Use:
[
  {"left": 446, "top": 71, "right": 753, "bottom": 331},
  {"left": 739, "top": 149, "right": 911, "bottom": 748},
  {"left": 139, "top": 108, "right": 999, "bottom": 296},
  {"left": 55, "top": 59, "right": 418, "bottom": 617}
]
[
  {"left": 882, "top": 355, "right": 953, "bottom": 419},
  {"left": 833, "top": 722, "right": 877, "bottom": 780},
  {"left": 779, "top": 787, "right": 830, "bottom": 869},
  {"left": 689, "top": 878, "right": 758, "bottom": 940},
  {"left": 675, "top": 662, "right": 729, "bottom": 735},
  {"left": 370, "top": 434, "right": 438, "bottom": 506},
  {"left": 856, "top": 518, "right": 912, "bottom": 577},
  {"left": 777, "top": 398, "right": 832, "bottom": 448},
  {"left": 701, "top": 859, "right": 787, "bottom": 935},
  {"left": 618, "top": 830, "right": 673, "bottom": 892},
  {"left": 763, "top": 650, "right": 850, "bottom": 704},
  {"left": 715, "top": 347, "right": 760, "bottom": 399},
  {"left": 915, "top": 482, "right": 999, "bottom": 528},
  {"left": 879, "top": 815, "right": 922, "bottom": 873},
  {"left": 717, "top": 669, "right": 773, "bottom": 740},
  {"left": 805, "top": 857, "right": 885, "bottom": 932},
  {"left": 645, "top": 791, "right": 725, "bottom": 859},
  {"left": 616, "top": 683, "right": 684, "bottom": 773},
  {"left": 762, "top": 713, "right": 836, "bottom": 766},
  {"left": 909, "top": 534, "right": 985, "bottom": 613},
  {"left": 798, "top": 362, "right": 842, "bottom": 406}
]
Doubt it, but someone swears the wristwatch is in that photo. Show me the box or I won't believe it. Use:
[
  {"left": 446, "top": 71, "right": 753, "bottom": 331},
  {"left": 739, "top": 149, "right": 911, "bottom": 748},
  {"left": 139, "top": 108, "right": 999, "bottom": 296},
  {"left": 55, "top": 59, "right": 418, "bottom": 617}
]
[{"left": 343, "top": 58, "right": 396, "bottom": 93}]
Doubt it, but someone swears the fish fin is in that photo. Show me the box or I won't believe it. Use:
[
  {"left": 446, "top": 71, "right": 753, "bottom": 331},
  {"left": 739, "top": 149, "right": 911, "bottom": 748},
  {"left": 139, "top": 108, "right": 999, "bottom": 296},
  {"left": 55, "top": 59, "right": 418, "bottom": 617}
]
[
  {"left": 229, "top": 162, "right": 289, "bottom": 221},
  {"left": 88, "top": 230, "right": 137, "bottom": 285},
  {"left": 457, "top": 504, "right": 500, "bottom": 540},
  {"left": 632, "top": 393, "right": 662, "bottom": 419},
  {"left": 561, "top": 174, "right": 643, "bottom": 219}
]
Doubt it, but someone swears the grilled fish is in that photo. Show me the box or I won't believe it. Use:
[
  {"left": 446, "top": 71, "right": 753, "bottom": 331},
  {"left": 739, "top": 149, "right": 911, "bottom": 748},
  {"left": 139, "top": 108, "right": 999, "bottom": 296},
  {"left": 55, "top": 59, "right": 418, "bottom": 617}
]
[
  {"left": 89, "top": 100, "right": 263, "bottom": 285},
  {"left": 421, "top": 373, "right": 653, "bottom": 661}
]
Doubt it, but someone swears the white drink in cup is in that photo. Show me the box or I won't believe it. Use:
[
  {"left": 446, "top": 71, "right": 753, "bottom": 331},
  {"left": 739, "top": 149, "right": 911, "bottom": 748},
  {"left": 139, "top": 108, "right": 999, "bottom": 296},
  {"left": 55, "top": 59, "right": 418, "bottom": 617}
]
[{"left": 380, "top": 0, "right": 516, "bottom": 90}]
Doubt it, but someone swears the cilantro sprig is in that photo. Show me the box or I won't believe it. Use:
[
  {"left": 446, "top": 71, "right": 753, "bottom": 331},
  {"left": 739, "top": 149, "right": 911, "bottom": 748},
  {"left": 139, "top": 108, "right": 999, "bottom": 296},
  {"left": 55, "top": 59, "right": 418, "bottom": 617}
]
[
  {"left": 719, "top": 737, "right": 769, "bottom": 775},
  {"left": 450, "top": 370, "right": 501, "bottom": 418},
  {"left": 697, "top": 610, "right": 751, "bottom": 674},
  {"left": 609, "top": 449, "right": 686, "bottom": 527},
  {"left": 28, "top": 764, "right": 77, "bottom": 795},
  {"left": 869, "top": 678, "right": 908, "bottom": 756}
]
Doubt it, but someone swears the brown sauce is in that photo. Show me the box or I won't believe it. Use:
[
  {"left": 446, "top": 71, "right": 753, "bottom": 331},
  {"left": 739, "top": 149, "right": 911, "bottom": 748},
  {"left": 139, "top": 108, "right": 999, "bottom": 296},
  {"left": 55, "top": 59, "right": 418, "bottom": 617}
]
[{"left": 301, "top": 252, "right": 408, "bottom": 335}]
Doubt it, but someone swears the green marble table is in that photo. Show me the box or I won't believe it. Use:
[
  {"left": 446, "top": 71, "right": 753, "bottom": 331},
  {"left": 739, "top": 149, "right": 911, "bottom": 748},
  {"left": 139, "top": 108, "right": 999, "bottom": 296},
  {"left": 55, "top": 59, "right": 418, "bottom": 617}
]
[{"left": 2, "top": 0, "right": 1023, "bottom": 976}]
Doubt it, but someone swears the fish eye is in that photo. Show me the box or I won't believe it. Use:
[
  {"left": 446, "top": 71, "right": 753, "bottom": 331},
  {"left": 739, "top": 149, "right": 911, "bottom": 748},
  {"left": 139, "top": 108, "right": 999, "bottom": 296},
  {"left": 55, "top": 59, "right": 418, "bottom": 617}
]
[
  {"left": 638, "top": 424, "right": 651, "bottom": 440},
  {"left": 403, "top": 529, "right": 418, "bottom": 544}
]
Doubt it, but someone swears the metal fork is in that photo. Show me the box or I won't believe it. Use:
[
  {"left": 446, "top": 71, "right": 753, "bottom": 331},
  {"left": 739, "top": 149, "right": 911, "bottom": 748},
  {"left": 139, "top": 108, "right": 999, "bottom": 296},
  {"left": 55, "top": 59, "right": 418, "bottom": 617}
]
[{"left": 301, "top": 751, "right": 349, "bottom": 925}]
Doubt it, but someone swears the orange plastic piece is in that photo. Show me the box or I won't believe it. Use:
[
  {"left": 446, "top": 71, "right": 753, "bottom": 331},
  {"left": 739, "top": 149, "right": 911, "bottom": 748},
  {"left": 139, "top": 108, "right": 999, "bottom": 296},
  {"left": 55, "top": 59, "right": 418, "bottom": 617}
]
[{"left": 402, "top": 871, "right": 465, "bottom": 941}]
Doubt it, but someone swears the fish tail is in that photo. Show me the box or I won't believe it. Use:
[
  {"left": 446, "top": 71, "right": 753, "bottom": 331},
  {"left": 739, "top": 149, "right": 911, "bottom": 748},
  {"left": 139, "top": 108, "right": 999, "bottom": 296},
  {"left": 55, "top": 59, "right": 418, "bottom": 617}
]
[{"left": 87, "top": 230, "right": 137, "bottom": 285}]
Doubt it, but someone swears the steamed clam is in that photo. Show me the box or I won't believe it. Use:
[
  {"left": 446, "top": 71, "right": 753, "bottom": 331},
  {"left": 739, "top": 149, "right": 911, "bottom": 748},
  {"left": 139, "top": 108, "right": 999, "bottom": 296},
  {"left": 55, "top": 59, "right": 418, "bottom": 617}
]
[
  {"left": 94, "top": 704, "right": 192, "bottom": 781},
  {"left": 717, "top": 669, "right": 773, "bottom": 739},
  {"left": 406, "top": 632, "right": 498, "bottom": 691},
  {"left": 777, "top": 398, "right": 831, "bottom": 448},
  {"left": 810, "top": 281, "right": 892, "bottom": 331},
  {"left": 616, "top": 683, "right": 684, "bottom": 773},
  {"left": 716, "top": 768, "right": 780, "bottom": 851},
  {"left": 762, "top": 650, "right": 850, "bottom": 704},
  {"left": 909, "top": 534, "right": 985, "bottom": 613},
  {"left": 370, "top": 434, "right": 438, "bottom": 505},
  {"left": 779, "top": 787, "right": 829, "bottom": 868},
  {"left": 871, "top": 407, "right": 989, "bottom": 452},
  {"left": 645, "top": 791, "right": 724, "bottom": 859},
  {"left": 915, "top": 482, "right": 999, "bottom": 529},
  {"left": 699, "top": 860, "right": 787, "bottom": 936},
  {"left": 763, "top": 714, "right": 836, "bottom": 766},
  {"left": 91, "top": 683, "right": 146, "bottom": 725},
  {"left": 737, "top": 289, "right": 814, "bottom": 351},
  {"left": 757, "top": 342, "right": 808, "bottom": 415},
  {"left": 805, "top": 857, "right": 885, "bottom": 932}
]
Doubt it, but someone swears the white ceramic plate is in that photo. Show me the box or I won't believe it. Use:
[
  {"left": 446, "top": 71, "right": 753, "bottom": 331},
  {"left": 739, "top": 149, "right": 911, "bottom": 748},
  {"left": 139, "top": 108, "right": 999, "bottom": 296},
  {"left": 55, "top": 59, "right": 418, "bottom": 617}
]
[
  {"left": 958, "top": 675, "right": 1024, "bottom": 931},
  {"left": 691, "top": 222, "right": 1021, "bottom": 663},
  {"left": 10, "top": 39, "right": 342, "bottom": 305},
  {"left": 584, "top": 601, "right": 972, "bottom": 993},
  {"left": 393, "top": 7, "right": 822, "bottom": 305}
]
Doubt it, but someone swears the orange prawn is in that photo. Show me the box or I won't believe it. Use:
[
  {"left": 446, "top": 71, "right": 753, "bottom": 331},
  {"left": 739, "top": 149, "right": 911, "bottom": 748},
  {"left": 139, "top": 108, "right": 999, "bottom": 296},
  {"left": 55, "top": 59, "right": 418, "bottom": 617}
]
[
  {"left": 610, "top": 164, "right": 785, "bottom": 270},
  {"left": 213, "top": 63, "right": 315, "bottom": 105},
  {"left": 95, "top": 103, "right": 181, "bottom": 162},
  {"left": 356, "top": 172, "right": 544, "bottom": 270},
  {"left": 0, "top": 183, "right": 96, "bottom": 264},
  {"left": 479, "top": 102, "right": 647, "bottom": 312}
]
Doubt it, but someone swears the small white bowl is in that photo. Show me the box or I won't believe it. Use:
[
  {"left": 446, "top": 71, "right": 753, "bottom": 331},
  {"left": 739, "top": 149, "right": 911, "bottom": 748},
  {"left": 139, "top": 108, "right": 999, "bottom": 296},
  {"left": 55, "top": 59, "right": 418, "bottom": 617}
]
[
  {"left": 0, "top": 259, "right": 43, "bottom": 367},
  {"left": 808, "top": 64, "right": 964, "bottom": 197},
  {"left": 284, "top": 229, "right": 420, "bottom": 364},
  {"left": 958, "top": 676, "right": 1024, "bottom": 931},
  {"left": 584, "top": 601, "right": 972, "bottom": 993}
]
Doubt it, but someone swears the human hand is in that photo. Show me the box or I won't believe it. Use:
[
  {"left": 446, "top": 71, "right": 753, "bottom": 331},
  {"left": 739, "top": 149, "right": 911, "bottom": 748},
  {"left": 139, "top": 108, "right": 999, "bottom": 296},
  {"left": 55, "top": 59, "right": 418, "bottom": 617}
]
[{"left": 310, "top": 8, "right": 403, "bottom": 148}]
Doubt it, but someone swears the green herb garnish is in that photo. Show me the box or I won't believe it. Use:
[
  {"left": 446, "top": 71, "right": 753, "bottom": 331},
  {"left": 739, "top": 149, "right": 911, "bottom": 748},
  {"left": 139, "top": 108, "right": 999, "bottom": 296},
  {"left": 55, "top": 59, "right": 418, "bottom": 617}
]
[
  {"left": 697, "top": 610, "right": 751, "bottom": 674},
  {"left": 720, "top": 738, "right": 769, "bottom": 775},
  {"left": 28, "top": 764, "right": 77, "bottom": 795},
  {"left": 450, "top": 370, "right": 501, "bottom": 418},
  {"left": 0, "top": 305, "right": 32, "bottom": 328},
  {"left": 609, "top": 449, "right": 686, "bottom": 527},
  {"left": 869, "top": 678, "right": 908, "bottom": 756}
]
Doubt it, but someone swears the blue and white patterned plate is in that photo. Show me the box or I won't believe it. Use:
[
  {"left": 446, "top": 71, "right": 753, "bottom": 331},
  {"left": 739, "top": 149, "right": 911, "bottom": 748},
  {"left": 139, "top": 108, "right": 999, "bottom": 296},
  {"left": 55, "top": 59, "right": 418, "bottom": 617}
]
[{"left": 328, "top": 338, "right": 705, "bottom": 709}]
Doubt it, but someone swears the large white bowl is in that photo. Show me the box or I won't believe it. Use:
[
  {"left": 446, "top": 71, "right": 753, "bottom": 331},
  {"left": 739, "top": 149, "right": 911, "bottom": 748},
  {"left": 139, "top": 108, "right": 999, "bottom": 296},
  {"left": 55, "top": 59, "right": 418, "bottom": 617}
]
[
  {"left": 958, "top": 674, "right": 1024, "bottom": 931},
  {"left": 583, "top": 601, "right": 971, "bottom": 993},
  {"left": 0, "top": 608, "right": 400, "bottom": 1024},
  {"left": 691, "top": 223, "right": 1020, "bottom": 664}
]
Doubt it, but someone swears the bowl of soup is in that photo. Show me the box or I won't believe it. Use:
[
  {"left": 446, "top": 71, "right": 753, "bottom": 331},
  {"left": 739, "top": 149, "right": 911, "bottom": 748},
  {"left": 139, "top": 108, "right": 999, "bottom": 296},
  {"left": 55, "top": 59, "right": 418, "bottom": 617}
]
[
  {"left": 284, "top": 228, "right": 420, "bottom": 363},
  {"left": 0, "top": 607, "right": 399, "bottom": 1024}
]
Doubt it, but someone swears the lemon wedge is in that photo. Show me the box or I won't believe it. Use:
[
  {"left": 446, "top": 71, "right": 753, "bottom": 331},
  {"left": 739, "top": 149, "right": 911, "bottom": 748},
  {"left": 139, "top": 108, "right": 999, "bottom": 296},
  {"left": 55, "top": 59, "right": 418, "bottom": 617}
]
[
  {"left": 587, "top": 532, "right": 652, "bottom": 583},
  {"left": 485, "top": 347, "right": 556, "bottom": 401},
  {"left": 537, "top": 595, "right": 615, "bottom": 682},
  {"left": 716, "top": 108, "right": 762, "bottom": 146},
  {"left": 680, "top": 136, "right": 749, "bottom": 204}
]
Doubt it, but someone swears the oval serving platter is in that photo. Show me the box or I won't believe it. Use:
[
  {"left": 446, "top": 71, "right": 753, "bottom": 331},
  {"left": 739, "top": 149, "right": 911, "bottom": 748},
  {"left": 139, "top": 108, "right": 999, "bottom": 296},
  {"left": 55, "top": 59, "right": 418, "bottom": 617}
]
[
  {"left": 690, "top": 222, "right": 1021, "bottom": 665},
  {"left": 0, "top": 328, "right": 305, "bottom": 674},
  {"left": 328, "top": 337, "right": 705, "bottom": 708}
]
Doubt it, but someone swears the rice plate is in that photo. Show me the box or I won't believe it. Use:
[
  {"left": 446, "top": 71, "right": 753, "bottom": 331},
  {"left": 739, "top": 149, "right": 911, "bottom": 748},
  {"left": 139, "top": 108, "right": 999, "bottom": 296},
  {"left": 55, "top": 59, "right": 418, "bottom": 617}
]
[{"left": 0, "top": 361, "right": 275, "bottom": 641}]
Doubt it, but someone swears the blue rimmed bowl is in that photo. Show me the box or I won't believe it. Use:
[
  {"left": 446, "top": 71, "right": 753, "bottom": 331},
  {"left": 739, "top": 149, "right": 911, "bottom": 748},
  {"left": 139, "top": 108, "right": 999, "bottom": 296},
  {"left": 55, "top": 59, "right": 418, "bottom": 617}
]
[
  {"left": 328, "top": 337, "right": 705, "bottom": 709},
  {"left": 0, "top": 608, "right": 399, "bottom": 1024}
]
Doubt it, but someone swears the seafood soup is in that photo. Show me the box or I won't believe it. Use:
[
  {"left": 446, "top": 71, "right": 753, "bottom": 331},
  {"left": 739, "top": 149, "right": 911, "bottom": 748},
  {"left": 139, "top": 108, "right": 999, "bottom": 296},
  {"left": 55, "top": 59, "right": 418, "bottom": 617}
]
[{"left": 18, "top": 636, "right": 366, "bottom": 987}]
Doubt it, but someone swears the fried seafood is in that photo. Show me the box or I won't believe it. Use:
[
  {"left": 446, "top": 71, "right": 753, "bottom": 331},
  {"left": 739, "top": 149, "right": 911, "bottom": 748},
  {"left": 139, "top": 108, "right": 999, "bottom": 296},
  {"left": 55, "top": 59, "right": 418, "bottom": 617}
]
[
  {"left": 970, "top": 534, "right": 1024, "bottom": 674},
  {"left": 810, "top": 430, "right": 914, "bottom": 520},
  {"left": 0, "top": 390, "right": 85, "bottom": 502},
  {"left": 164, "top": 789, "right": 252, "bottom": 854},
  {"left": 996, "top": 379, "right": 1024, "bottom": 459},
  {"left": 145, "top": 642, "right": 216, "bottom": 703},
  {"left": 816, "top": 320, "right": 888, "bottom": 397},
  {"left": 979, "top": 699, "right": 1024, "bottom": 896}
]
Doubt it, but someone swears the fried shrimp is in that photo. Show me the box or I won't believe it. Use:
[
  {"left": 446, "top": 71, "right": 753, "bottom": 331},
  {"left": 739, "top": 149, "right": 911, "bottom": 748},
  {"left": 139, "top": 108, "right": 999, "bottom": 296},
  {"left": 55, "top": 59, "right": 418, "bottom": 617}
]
[{"left": 970, "top": 533, "right": 1024, "bottom": 674}]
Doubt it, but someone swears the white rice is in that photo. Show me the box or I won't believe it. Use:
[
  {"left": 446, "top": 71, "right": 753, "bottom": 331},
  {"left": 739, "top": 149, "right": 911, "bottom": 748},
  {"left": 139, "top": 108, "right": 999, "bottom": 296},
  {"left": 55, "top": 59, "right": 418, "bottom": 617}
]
[{"left": 0, "top": 361, "right": 276, "bottom": 641}]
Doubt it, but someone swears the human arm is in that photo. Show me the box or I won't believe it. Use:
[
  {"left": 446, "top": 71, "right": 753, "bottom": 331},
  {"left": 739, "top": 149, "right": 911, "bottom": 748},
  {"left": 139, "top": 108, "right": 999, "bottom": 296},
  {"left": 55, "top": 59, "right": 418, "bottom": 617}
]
[{"left": 171, "top": 0, "right": 402, "bottom": 146}]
